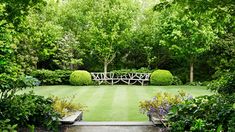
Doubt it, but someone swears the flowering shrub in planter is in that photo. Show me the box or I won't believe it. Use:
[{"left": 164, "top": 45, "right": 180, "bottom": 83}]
[
  {"left": 52, "top": 95, "right": 87, "bottom": 123},
  {"left": 139, "top": 91, "right": 192, "bottom": 125}
]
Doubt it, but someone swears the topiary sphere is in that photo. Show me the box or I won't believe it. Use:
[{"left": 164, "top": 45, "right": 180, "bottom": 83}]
[
  {"left": 69, "top": 70, "right": 92, "bottom": 86},
  {"left": 150, "top": 70, "right": 173, "bottom": 85}
]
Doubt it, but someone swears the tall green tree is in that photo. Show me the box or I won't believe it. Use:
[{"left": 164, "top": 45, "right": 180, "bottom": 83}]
[
  {"left": 85, "top": 0, "right": 138, "bottom": 78},
  {"left": 153, "top": 0, "right": 220, "bottom": 83},
  {"left": 60, "top": 0, "right": 138, "bottom": 78}
]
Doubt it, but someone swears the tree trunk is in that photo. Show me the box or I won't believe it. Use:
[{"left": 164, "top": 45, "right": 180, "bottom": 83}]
[
  {"left": 104, "top": 60, "right": 108, "bottom": 81},
  {"left": 190, "top": 62, "right": 194, "bottom": 83}
]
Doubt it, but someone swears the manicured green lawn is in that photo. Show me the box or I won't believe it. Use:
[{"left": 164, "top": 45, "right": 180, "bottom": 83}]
[{"left": 19, "top": 85, "right": 213, "bottom": 121}]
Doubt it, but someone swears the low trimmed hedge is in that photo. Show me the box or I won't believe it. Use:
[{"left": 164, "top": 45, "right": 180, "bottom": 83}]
[
  {"left": 150, "top": 69, "right": 173, "bottom": 85},
  {"left": 31, "top": 70, "right": 72, "bottom": 85},
  {"left": 69, "top": 70, "right": 92, "bottom": 86}
]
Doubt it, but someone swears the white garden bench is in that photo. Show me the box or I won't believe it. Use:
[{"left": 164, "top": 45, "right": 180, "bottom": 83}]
[{"left": 90, "top": 72, "right": 151, "bottom": 85}]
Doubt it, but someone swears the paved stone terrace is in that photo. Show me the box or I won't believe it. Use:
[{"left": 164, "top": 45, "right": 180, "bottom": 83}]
[{"left": 66, "top": 122, "right": 168, "bottom": 132}]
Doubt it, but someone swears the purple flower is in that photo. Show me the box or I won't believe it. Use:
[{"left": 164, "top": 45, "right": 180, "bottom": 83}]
[
  {"left": 158, "top": 106, "right": 169, "bottom": 116},
  {"left": 150, "top": 106, "right": 156, "bottom": 113},
  {"left": 187, "top": 95, "right": 193, "bottom": 100}
]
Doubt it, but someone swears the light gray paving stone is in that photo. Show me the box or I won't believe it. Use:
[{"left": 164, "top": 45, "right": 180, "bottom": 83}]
[
  {"left": 67, "top": 126, "right": 167, "bottom": 132},
  {"left": 66, "top": 122, "right": 168, "bottom": 132},
  {"left": 73, "top": 121, "right": 153, "bottom": 126}
]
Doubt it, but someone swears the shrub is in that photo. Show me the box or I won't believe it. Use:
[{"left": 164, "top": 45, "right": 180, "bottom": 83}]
[
  {"left": 171, "top": 76, "right": 183, "bottom": 85},
  {"left": 139, "top": 91, "right": 192, "bottom": 120},
  {"left": 69, "top": 70, "right": 92, "bottom": 86},
  {"left": 228, "top": 114, "right": 235, "bottom": 132},
  {"left": 187, "top": 81, "right": 211, "bottom": 86},
  {"left": 187, "top": 81, "right": 203, "bottom": 86},
  {"left": 0, "top": 74, "right": 37, "bottom": 99},
  {"left": 52, "top": 95, "right": 87, "bottom": 117},
  {"left": 167, "top": 95, "right": 235, "bottom": 131},
  {"left": 150, "top": 70, "right": 173, "bottom": 85},
  {"left": 0, "top": 92, "right": 60, "bottom": 131},
  {"left": 31, "top": 69, "right": 72, "bottom": 85},
  {"left": 0, "top": 119, "right": 17, "bottom": 132},
  {"left": 23, "top": 76, "right": 41, "bottom": 86},
  {"left": 202, "top": 81, "right": 210, "bottom": 86},
  {"left": 208, "top": 71, "right": 235, "bottom": 95}
]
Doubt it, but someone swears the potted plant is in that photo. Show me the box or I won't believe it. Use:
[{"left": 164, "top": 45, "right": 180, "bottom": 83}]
[
  {"left": 139, "top": 91, "right": 192, "bottom": 126},
  {"left": 52, "top": 95, "right": 87, "bottom": 124}
]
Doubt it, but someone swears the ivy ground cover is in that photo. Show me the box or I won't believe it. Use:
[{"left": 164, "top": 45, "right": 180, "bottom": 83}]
[{"left": 19, "top": 85, "right": 213, "bottom": 121}]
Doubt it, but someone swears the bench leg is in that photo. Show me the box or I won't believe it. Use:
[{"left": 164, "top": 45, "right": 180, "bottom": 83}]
[{"left": 99, "top": 80, "right": 103, "bottom": 85}]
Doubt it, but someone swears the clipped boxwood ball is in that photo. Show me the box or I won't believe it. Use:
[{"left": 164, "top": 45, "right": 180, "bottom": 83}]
[
  {"left": 150, "top": 70, "right": 173, "bottom": 85},
  {"left": 69, "top": 70, "right": 92, "bottom": 86}
]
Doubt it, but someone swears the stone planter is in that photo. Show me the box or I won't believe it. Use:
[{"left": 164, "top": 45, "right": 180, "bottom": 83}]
[
  {"left": 148, "top": 113, "right": 167, "bottom": 125},
  {"left": 60, "top": 111, "right": 83, "bottom": 124}
]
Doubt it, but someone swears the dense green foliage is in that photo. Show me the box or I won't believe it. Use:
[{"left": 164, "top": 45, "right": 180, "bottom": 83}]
[
  {"left": 171, "top": 76, "right": 183, "bottom": 85},
  {"left": 0, "top": 0, "right": 44, "bottom": 99},
  {"left": 111, "top": 68, "right": 153, "bottom": 75},
  {"left": 167, "top": 95, "right": 235, "bottom": 131},
  {"left": 58, "top": 0, "right": 138, "bottom": 78},
  {"left": 208, "top": 71, "right": 235, "bottom": 95},
  {"left": 1, "top": 0, "right": 235, "bottom": 129},
  {"left": 0, "top": 0, "right": 65, "bottom": 130},
  {"left": 143, "top": 1, "right": 235, "bottom": 130},
  {"left": 150, "top": 70, "right": 173, "bottom": 85},
  {"left": 31, "top": 69, "right": 72, "bottom": 85},
  {"left": 1, "top": 0, "right": 234, "bottom": 84},
  {"left": 0, "top": 92, "right": 60, "bottom": 131},
  {"left": 69, "top": 70, "right": 92, "bottom": 86},
  {"left": 153, "top": 0, "right": 216, "bottom": 83},
  {"left": 0, "top": 119, "right": 17, "bottom": 132},
  {"left": 0, "top": 74, "right": 40, "bottom": 99}
]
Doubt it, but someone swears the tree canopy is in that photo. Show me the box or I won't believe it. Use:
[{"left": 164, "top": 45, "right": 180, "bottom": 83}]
[{"left": 1, "top": 0, "right": 234, "bottom": 84}]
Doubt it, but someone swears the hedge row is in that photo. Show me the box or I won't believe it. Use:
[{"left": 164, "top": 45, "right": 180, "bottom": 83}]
[
  {"left": 31, "top": 69, "right": 181, "bottom": 86},
  {"left": 31, "top": 70, "right": 73, "bottom": 85},
  {"left": 111, "top": 68, "right": 154, "bottom": 75}
]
